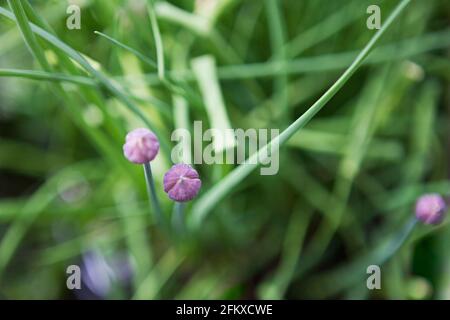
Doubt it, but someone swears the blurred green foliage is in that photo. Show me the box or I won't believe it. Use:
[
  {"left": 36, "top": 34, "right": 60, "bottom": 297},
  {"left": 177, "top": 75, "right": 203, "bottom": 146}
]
[{"left": 0, "top": 0, "right": 449, "bottom": 299}]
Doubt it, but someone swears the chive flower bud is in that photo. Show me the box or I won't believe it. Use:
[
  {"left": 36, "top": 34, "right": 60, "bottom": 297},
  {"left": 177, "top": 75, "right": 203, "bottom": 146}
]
[
  {"left": 123, "top": 128, "right": 159, "bottom": 164},
  {"left": 163, "top": 164, "right": 201, "bottom": 202},
  {"left": 415, "top": 193, "right": 447, "bottom": 225}
]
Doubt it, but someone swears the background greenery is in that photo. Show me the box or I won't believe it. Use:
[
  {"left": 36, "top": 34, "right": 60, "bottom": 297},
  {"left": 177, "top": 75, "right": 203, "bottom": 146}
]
[{"left": 0, "top": 0, "right": 449, "bottom": 299}]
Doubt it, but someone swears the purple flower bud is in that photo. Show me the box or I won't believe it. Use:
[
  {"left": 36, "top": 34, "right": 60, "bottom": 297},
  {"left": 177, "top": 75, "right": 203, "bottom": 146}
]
[
  {"left": 123, "top": 128, "right": 159, "bottom": 164},
  {"left": 163, "top": 164, "right": 201, "bottom": 202},
  {"left": 415, "top": 193, "right": 447, "bottom": 225}
]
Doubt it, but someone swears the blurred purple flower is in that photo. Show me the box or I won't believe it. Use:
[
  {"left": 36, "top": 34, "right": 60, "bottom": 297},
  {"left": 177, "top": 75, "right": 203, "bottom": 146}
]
[
  {"left": 163, "top": 164, "right": 201, "bottom": 202},
  {"left": 415, "top": 193, "right": 447, "bottom": 225},
  {"left": 123, "top": 128, "right": 159, "bottom": 164},
  {"left": 82, "top": 251, "right": 115, "bottom": 298}
]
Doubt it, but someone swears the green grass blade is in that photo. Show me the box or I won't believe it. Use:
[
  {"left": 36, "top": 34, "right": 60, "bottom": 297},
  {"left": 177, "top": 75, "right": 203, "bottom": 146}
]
[
  {"left": 286, "top": 0, "right": 366, "bottom": 57},
  {"left": 191, "top": 55, "right": 235, "bottom": 153},
  {"left": 154, "top": 1, "right": 211, "bottom": 36},
  {"left": 94, "top": 30, "right": 157, "bottom": 68},
  {"left": 0, "top": 68, "right": 96, "bottom": 86},
  {"left": 264, "top": 0, "right": 289, "bottom": 122},
  {"left": 119, "top": 29, "right": 450, "bottom": 84},
  {"left": 147, "top": 0, "right": 165, "bottom": 80},
  {"left": 0, "top": 6, "right": 170, "bottom": 154},
  {"left": 7, "top": 0, "right": 51, "bottom": 71}
]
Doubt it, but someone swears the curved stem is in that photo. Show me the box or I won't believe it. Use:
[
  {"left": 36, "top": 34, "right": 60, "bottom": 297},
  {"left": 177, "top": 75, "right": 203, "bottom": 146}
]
[
  {"left": 299, "top": 217, "right": 419, "bottom": 298},
  {"left": 143, "top": 163, "right": 163, "bottom": 225},
  {"left": 189, "top": 0, "right": 412, "bottom": 228}
]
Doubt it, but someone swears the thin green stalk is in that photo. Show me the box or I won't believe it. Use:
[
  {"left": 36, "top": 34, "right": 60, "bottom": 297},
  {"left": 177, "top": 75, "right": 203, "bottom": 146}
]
[
  {"left": 191, "top": 55, "right": 235, "bottom": 153},
  {"left": 307, "top": 66, "right": 394, "bottom": 264},
  {"left": 147, "top": 0, "right": 165, "bottom": 80},
  {"left": 143, "top": 162, "right": 163, "bottom": 225},
  {"left": 93, "top": 28, "right": 202, "bottom": 113},
  {"left": 0, "top": 161, "right": 101, "bottom": 279},
  {"left": 115, "top": 29, "right": 450, "bottom": 84},
  {"left": 115, "top": 183, "right": 153, "bottom": 291},
  {"left": 171, "top": 32, "right": 193, "bottom": 164},
  {"left": 153, "top": 1, "right": 265, "bottom": 99},
  {"left": 0, "top": 68, "right": 172, "bottom": 119},
  {"left": 0, "top": 184, "right": 54, "bottom": 278},
  {"left": 7, "top": 0, "right": 50, "bottom": 70},
  {"left": 20, "top": 0, "right": 126, "bottom": 146},
  {"left": 21, "top": 0, "right": 55, "bottom": 33},
  {"left": 258, "top": 205, "right": 311, "bottom": 299},
  {"left": 133, "top": 249, "right": 185, "bottom": 299},
  {"left": 189, "top": 0, "right": 412, "bottom": 227},
  {"left": 0, "top": 68, "right": 96, "bottom": 86},
  {"left": 285, "top": 0, "right": 366, "bottom": 58},
  {"left": 172, "top": 202, "right": 185, "bottom": 234},
  {"left": 302, "top": 217, "right": 418, "bottom": 298},
  {"left": 5, "top": 0, "right": 127, "bottom": 173},
  {"left": 264, "top": 0, "right": 289, "bottom": 123},
  {"left": 94, "top": 31, "right": 157, "bottom": 68}
]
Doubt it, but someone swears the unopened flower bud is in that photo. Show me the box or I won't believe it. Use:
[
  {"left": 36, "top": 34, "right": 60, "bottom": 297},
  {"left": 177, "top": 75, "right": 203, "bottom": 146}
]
[
  {"left": 123, "top": 128, "right": 159, "bottom": 164},
  {"left": 163, "top": 164, "right": 201, "bottom": 202}
]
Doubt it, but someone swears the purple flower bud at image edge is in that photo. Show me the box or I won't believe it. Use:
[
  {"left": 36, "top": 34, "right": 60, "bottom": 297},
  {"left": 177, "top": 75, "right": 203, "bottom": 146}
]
[
  {"left": 415, "top": 193, "right": 447, "bottom": 225},
  {"left": 163, "top": 164, "right": 202, "bottom": 202},
  {"left": 123, "top": 128, "right": 159, "bottom": 164}
]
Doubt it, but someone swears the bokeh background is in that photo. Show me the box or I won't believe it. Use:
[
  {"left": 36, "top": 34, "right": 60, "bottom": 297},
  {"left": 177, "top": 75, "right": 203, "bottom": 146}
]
[{"left": 0, "top": 0, "right": 449, "bottom": 299}]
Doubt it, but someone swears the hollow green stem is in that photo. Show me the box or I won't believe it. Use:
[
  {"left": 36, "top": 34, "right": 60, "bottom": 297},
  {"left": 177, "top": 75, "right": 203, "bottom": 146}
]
[
  {"left": 143, "top": 163, "right": 163, "bottom": 225},
  {"left": 172, "top": 202, "right": 185, "bottom": 234}
]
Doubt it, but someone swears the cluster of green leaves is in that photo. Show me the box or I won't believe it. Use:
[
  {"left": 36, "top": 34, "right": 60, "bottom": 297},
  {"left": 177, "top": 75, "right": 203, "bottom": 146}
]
[{"left": 0, "top": 0, "right": 449, "bottom": 299}]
